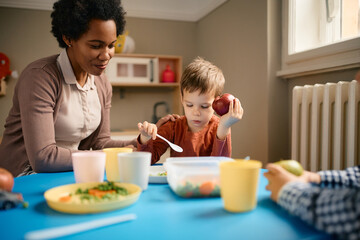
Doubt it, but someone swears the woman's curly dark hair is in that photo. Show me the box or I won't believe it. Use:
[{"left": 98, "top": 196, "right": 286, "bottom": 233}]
[{"left": 51, "top": 0, "right": 126, "bottom": 48}]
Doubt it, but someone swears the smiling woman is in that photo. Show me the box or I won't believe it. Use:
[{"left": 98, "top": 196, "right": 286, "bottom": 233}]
[
  {"left": 0, "top": 0, "right": 143, "bottom": 177},
  {"left": 63, "top": 19, "right": 117, "bottom": 86}
]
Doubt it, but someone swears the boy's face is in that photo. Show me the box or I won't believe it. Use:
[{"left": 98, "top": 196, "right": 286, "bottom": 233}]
[{"left": 182, "top": 89, "right": 215, "bottom": 132}]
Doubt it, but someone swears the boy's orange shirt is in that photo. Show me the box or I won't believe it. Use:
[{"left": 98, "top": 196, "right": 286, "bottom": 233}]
[{"left": 137, "top": 115, "right": 231, "bottom": 164}]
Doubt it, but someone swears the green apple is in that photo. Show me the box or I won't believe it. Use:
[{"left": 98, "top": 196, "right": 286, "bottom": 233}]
[{"left": 274, "top": 160, "right": 304, "bottom": 176}]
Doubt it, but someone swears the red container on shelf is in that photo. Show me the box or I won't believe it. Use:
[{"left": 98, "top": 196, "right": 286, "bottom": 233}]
[{"left": 162, "top": 65, "right": 175, "bottom": 83}]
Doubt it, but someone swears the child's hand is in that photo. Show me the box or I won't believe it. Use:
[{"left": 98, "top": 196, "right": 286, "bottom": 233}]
[
  {"left": 137, "top": 121, "right": 157, "bottom": 144},
  {"left": 264, "top": 163, "right": 300, "bottom": 202},
  {"left": 217, "top": 98, "right": 243, "bottom": 140},
  {"left": 263, "top": 164, "right": 321, "bottom": 202}
]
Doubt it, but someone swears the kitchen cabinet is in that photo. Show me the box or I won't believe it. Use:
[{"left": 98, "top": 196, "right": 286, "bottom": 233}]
[{"left": 108, "top": 53, "right": 183, "bottom": 115}]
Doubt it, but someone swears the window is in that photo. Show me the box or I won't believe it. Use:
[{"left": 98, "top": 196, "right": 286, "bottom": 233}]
[{"left": 278, "top": 0, "right": 360, "bottom": 78}]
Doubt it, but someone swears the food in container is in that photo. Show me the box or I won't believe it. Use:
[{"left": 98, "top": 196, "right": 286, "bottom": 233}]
[{"left": 164, "top": 157, "right": 233, "bottom": 198}]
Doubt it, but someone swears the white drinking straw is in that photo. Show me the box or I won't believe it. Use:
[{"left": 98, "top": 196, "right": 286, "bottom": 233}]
[{"left": 24, "top": 213, "right": 136, "bottom": 240}]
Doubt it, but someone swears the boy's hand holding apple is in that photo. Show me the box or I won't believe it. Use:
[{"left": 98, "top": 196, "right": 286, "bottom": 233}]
[
  {"left": 138, "top": 121, "right": 158, "bottom": 144},
  {"left": 212, "top": 93, "right": 244, "bottom": 140}
]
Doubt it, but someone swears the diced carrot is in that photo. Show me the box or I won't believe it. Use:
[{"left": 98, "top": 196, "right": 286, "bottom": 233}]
[
  {"left": 59, "top": 195, "right": 72, "bottom": 202},
  {"left": 199, "top": 181, "right": 215, "bottom": 196},
  {"left": 88, "top": 189, "right": 116, "bottom": 198}
]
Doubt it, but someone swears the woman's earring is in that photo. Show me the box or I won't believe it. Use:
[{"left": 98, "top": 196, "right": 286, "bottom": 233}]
[{"left": 68, "top": 44, "right": 72, "bottom": 47}]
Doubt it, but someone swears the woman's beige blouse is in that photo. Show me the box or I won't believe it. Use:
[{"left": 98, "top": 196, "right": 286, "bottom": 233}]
[{"left": 55, "top": 50, "right": 101, "bottom": 150}]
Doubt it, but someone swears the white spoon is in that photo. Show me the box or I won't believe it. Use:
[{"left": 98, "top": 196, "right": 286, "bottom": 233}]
[{"left": 156, "top": 134, "right": 183, "bottom": 152}]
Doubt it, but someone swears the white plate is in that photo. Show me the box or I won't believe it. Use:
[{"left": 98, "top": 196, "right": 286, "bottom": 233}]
[{"left": 149, "top": 165, "right": 167, "bottom": 184}]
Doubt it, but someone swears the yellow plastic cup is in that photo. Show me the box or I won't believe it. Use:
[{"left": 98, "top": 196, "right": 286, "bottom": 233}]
[
  {"left": 103, "top": 148, "right": 133, "bottom": 181},
  {"left": 220, "top": 160, "right": 262, "bottom": 213}
]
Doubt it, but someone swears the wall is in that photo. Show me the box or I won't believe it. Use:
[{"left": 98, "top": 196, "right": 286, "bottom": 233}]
[
  {"left": 287, "top": 69, "right": 359, "bottom": 121},
  {"left": 3, "top": 1, "right": 330, "bottom": 163},
  {"left": 0, "top": 8, "right": 61, "bottom": 138},
  {"left": 267, "top": 1, "right": 289, "bottom": 163},
  {"left": 110, "top": 18, "right": 196, "bottom": 130},
  {"left": 0, "top": 7, "right": 196, "bottom": 134},
  {"left": 197, "top": 0, "right": 286, "bottom": 162}
]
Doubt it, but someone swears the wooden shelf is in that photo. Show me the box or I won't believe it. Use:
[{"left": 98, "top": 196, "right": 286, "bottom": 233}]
[
  {"left": 108, "top": 53, "right": 183, "bottom": 115},
  {"left": 108, "top": 53, "right": 182, "bottom": 85}
]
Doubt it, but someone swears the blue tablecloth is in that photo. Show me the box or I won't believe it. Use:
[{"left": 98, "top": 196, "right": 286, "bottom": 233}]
[{"left": 0, "top": 169, "right": 332, "bottom": 240}]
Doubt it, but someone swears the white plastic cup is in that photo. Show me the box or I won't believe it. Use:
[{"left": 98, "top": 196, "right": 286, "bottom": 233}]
[
  {"left": 72, "top": 151, "right": 106, "bottom": 183},
  {"left": 117, "top": 152, "right": 151, "bottom": 190}
]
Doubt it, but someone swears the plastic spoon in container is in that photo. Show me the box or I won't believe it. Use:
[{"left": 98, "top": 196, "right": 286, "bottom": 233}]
[{"left": 156, "top": 134, "right": 183, "bottom": 152}]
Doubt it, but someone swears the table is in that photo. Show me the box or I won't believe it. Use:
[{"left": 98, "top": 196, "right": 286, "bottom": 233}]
[{"left": 1, "top": 170, "right": 333, "bottom": 240}]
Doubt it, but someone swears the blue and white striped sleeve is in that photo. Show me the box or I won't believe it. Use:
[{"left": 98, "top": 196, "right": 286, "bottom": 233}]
[{"left": 278, "top": 181, "right": 360, "bottom": 240}]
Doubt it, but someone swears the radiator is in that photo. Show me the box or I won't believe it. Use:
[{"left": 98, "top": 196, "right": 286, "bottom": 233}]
[{"left": 291, "top": 80, "right": 360, "bottom": 171}]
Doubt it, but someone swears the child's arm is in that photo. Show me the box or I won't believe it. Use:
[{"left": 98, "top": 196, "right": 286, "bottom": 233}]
[
  {"left": 137, "top": 121, "right": 157, "bottom": 144},
  {"left": 210, "top": 130, "right": 231, "bottom": 157},
  {"left": 264, "top": 164, "right": 360, "bottom": 239},
  {"left": 137, "top": 121, "right": 173, "bottom": 165},
  {"left": 318, "top": 165, "right": 360, "bottom": 188},
  {"left": 278, "top": 182, "right": 360, "bottom": 239},
  {"left": 217, "top": 98, "right": 243, "bottom": 140}
]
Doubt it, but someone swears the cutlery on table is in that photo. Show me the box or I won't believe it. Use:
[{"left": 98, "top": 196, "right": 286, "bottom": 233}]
[{"left": 24, "top": 213, "right": 136, "bottom": 240}]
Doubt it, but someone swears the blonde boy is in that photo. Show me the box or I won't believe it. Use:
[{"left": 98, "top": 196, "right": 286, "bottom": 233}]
[{"left": 137, "top": 57, "right": 243, "bottom": 164}]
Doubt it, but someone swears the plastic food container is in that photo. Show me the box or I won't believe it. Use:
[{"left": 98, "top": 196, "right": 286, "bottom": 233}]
[{"left": 164, "top": 157, "right": 233, "bottom": 198}]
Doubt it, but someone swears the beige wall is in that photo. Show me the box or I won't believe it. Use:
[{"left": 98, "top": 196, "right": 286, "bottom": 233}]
[
  {"left": 287, "top": 69, "right": 359, "bottom": 119},
  {"left": 0, "top": 2, "right": 285, "bottom": 164},
  {"left": 197, "top": 1, "right": 269, "bottom": 161},
  {"left": 267, "top": 1, "right": 289, "bottom": 163},
  {"left": 0, "top": 8, "right": 61, "bottom": 138},
  {"left": 0, "top": 7, "right": 196, "bottom": 133},
  {"left": 197, "top": 0, "right": 287, "bottom": 163},
  {"left": 3, "top": 2, "right": 354, "bottom": 164},
  {"left": 110, "top": 18, "right": 196, "bottom": 131}
]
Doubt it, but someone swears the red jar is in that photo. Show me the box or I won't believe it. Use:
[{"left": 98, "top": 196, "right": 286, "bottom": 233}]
[{"left": 162, "top": 65, "right": 175, "bottom": 83}]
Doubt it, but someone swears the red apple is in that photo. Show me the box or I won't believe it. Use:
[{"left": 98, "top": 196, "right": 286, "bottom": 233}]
[
  {"left": 0, "top": 168, "right": 14, "bottom": 192},
  {"left": 212, "top": 93, "right": 235, "bottom": 116}
]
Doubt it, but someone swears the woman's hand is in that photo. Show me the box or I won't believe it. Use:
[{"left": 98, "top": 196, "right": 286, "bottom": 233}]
[
  {"left": 137, "top": 121, "right": 157, "bottom": 144},
  {"left": 155, "top": 114, "right": 181, "bottom": 128},
  {"left": 263, "top": 163, "right": 321, "bottom": 202},
  {"left": 217, "top": 98, "right": 243, "bottom": 140}
]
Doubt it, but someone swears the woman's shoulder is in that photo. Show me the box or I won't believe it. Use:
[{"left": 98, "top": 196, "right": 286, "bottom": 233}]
[
  {"left": 16, "top": 54, "right": 63, "bottom": 92},
  {"left": 94, "top": 73, "right": 111, "bottom": 87},
  {"left": 25, "top": 55, "right": 60, "bottom": 72},
  {"left": 20, "top": 54, "right": 62, "bottom": 82}
]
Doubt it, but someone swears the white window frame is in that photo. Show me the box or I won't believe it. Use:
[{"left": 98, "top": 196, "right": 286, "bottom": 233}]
[{"left": 277, "top": 0, "right": 360, "bottom": 79}]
